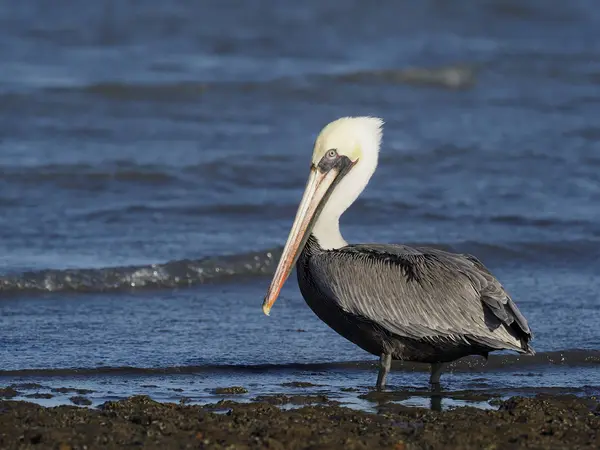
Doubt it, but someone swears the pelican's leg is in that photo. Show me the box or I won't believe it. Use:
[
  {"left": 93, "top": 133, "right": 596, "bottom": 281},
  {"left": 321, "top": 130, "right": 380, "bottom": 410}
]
[
  {"left": 376, "top": 353, "right": 392, "bottom": 390},
  {"left": 430, "top": 362, "right": 444, "bottom": 391}
]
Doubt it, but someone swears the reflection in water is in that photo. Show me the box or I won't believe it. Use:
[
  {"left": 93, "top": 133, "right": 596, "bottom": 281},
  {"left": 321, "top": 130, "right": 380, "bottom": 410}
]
[
  {"left": 394, "top": 393, "right": 498, "bottom": 412},
  {"left": 364, "top": 387, "right": 505, "bottom": 412},
  {"left": 431, "top": 394, "right": 442, "bottom": 412}
]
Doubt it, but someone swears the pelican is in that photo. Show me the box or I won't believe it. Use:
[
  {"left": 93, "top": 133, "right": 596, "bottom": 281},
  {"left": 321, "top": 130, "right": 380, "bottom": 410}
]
[{"left": 262, "top": 117, "right": 534, "bottom": 390}]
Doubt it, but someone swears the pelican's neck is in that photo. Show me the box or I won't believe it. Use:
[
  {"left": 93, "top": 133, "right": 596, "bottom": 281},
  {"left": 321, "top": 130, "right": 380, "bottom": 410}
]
[
  {"left": 311, "top": 150, "right": 378, "bottom": 250},
  {"left": 312, "top": 216, "right": 346, "bottom": 250}
]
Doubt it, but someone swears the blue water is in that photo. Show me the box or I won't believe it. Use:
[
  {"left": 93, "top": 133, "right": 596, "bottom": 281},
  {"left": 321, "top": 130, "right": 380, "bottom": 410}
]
[{"left": 1, "top": 0, "right": 599, "bottom": 410}]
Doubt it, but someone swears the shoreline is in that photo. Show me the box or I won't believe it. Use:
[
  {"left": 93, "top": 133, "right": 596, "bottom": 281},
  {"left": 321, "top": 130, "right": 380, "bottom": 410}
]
[{"left": 1, "top": 393, "right": 598, "bottom": 449}]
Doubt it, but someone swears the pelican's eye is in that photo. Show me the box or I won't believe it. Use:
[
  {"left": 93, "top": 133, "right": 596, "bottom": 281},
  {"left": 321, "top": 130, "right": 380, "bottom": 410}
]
[{"left": 317, "top": 149, "right": 343, "bottom": 173}]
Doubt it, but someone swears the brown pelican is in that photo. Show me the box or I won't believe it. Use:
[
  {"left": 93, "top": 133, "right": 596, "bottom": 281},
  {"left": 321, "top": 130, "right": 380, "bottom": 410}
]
[{"left": 262, "top": 117, "right": 534, "bottom": 390}]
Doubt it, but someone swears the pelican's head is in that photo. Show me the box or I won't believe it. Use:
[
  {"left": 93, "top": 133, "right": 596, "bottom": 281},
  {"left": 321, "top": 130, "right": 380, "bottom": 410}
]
[
  {"left": 311, "top": 116, "right": 383, "bottom": 168},
  {"left": 262, "top": 116, "right": 384, "bottom": 316}
]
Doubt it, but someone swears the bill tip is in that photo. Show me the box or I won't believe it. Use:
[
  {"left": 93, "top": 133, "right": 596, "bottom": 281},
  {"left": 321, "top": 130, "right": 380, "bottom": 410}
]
[{"left": 262, "top": 304, "right": 271, "bottom": 316}]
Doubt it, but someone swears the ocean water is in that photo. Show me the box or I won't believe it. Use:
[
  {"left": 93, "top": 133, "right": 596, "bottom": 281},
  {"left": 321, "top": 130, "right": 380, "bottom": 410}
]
[{"left": 1, "top": 0, "right": 599, "bottom": 411}]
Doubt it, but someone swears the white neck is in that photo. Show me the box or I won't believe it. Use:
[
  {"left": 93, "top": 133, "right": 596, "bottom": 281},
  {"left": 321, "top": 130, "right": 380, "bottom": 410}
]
[{"left": 311, "top": 147, "right": 379, "bottom": 250}]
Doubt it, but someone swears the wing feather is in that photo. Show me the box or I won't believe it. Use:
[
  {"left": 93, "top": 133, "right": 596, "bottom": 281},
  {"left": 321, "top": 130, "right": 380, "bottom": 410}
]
[{"left": 309, "top": 244, "right": 533, "bottom": 353}]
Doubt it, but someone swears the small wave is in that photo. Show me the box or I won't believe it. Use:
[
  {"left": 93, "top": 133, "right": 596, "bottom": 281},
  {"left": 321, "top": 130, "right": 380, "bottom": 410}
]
[
  {"left": 0, "top": 162, "right": 178, "bottom": 186},
  {"left": 81, "top": 203, "right": 295, "bottom": 222},
  {"left": 331, "top": 64, "right": 477, "bottom": 90},
  {"left": 486, "top": 214, "right": 590, "bottom": 228},
  {"left": 54, "top": 82, "right": 210, "bottom": 101},
  {"left": 46, "top": 79, "right": 289, "bottom": 101},
  {"left": 1, "top": 239, "right": 597, "bottom": 295},
  {"left": 0, "top": 350, "right": 597, "bottom": 377},
  {"left": 0, "top": 247, "right": 283, "bottom": 295},
  {"left": 40, "top": 63, "right": 478, "bottom": 101}
]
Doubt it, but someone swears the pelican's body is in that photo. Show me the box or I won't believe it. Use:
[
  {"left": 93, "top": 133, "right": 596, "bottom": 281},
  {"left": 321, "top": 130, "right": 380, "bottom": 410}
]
[{"left": 263, "top": 117, "right": 534, "bottom": 389}]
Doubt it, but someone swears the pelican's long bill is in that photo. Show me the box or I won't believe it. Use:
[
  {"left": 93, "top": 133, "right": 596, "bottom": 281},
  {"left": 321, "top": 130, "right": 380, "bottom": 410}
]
[{"left": 262, "top": 164, "right": 340, "bottom": 316}]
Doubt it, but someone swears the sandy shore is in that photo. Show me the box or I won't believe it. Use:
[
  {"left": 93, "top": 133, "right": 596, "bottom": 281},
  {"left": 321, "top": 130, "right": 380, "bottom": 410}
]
[{"left": 0, "top": 393, "right": 598, "bottom": 449}]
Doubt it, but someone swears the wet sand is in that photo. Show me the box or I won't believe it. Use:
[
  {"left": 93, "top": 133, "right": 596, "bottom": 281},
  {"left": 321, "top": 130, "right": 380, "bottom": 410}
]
[{"left": 0, "top": 393, "right": 598, "bottom": 449}]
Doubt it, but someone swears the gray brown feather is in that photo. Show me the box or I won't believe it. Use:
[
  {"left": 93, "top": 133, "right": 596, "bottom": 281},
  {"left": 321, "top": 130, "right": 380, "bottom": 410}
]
[{"left": 303, "top": 239, "right": 534, "bottom": 357}]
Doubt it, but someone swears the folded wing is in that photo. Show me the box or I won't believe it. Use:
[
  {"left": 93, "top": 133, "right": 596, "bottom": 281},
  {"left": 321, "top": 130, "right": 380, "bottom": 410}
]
[{"left": 308, "top": 243, "right": 534, "bottom": 354}]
